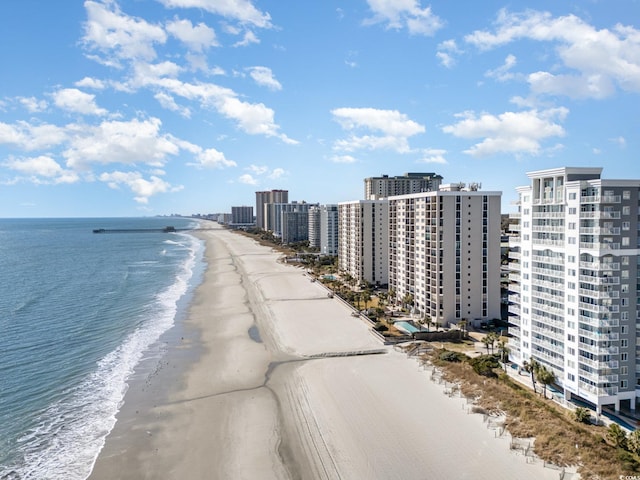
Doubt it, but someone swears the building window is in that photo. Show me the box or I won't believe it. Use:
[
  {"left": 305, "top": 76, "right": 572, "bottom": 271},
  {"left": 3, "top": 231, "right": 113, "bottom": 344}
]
[
  {"left": 569, "top": 192, "right": 577, "bottom": 200},
  {"left": 621, "top": 353, "right": 628, "bottom": 361},
  {"left": 569, "top": 207, "right": 577, "bottom": 214},
  {"left": 623, "top": 190, "right": 631, "bottom": 200}
]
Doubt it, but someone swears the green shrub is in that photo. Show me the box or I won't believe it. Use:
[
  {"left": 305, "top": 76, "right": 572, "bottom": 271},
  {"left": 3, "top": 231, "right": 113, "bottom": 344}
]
[
  {"left": 469, "top": 355, "right": 500, "bottom": 377},
  {"left": 439, "top": 350, "right": 466, "bottom": 363},
  {"left": 573, "top": 407, "right": 591, "bottom": 424},
  {"left": 374, "top": 322, "right": 388, "bottom": 332}
]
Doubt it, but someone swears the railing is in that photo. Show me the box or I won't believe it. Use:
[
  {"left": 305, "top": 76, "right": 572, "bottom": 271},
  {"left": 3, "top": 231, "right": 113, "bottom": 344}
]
[
  {"left": 579, "top": 211, "right": 621, "bottom": 219},
  {"left": 579, "top": 261, "right": 620, "bottom": 271},
  {"left": 579, "top": 242, "right": 620, "bottom": 250}
]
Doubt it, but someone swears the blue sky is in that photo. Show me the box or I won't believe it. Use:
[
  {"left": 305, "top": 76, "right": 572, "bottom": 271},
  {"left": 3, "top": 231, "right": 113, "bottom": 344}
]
[{"left": 0, "top": 0, "right": 639, "bottom": 217}]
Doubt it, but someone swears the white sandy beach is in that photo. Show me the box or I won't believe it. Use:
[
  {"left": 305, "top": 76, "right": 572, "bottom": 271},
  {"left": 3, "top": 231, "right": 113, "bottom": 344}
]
[{"left": 90, "top": 224, "right": 559, "bottom": 480}]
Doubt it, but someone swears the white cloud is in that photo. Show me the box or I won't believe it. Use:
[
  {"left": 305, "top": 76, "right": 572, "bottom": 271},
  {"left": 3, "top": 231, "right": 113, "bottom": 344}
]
[
  {"left": 63, "top": 117, "right": 180, "bottom": 169},
  {"left": 154, "top": 91, "right": 191, "bottom": 117},
  {"left": 610, "top": 136, "right": 626, "bottom": 148},
  {"left": 238, "top": 173, "right": 258, "bottom": 185},
  {"left": 442, "top": 108, "right": 568, "bottom": 157},
  {"left": 156, "top": 0, "right": 272, "bottom": 29},
  {"left": 330, "top": 155, "right": 358, "bottom": 164},
  {"left": 99, "top": 170, "right": 182, "bottom": 203},
  {"left": 418, "top": 148, "right": 448, "bottom": 164},
  {"left": 2, "top": 155, "right": 79, "bottom": 184},
  {"left": 268, "top": 167, "right": 285, "bottom": 179},
  {"left": 166, "top": 17, "right": 218, "bottom": 51},
  {"left": 233, "top": 30, "right": 260, "bottom": 47},
  {"left": 364, "top": 0, "right": 443, "bottom": 36},
  {"left": 332, "top": 107, "right": 425, "bottom": 153},
  {"left": 247, "top": 66, "right": 282, "bottom": 91},
  {"left": 485, "top": 54, "right": 518, "bottom": 82},
  {"left": 52, "top": 88, "right": 108, "bottom": 116},
  {"left": 188, "top": 147, "right": 237, "bottom": 168},
  {"left": 248, "top": 164, "right": 268, "bottom": 175},
  {"left": 0, "top": 121, "right": 67, "bottom": 151},
  {"left": 75, "top": 77, "right": 106, "bottom": 89},
  {"left": 18, "top": 97, "right": 48, "bottom": 113},
  {"left": 83, "top": 0, "right": 167, "bottom": 64},
  {"left": 465, "top": 9, "right": 640, "bottom": 98},
  {"left": 436, "top": 39, "right": 461, "bottom": 68}
]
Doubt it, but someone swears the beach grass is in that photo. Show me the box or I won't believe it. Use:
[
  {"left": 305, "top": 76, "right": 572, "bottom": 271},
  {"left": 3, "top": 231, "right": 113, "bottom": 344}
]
[{"left": 428, "top": 349, "right": 640, "bottom": 479}]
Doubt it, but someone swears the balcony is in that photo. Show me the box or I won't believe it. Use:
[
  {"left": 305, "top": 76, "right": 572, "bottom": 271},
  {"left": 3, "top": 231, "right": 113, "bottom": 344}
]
[
  {"left": 579, "top": 261, "right": 620, "bottom": 271},
  {"left": 579, "top": 275, "right": 620, "bottom": 285},
  {"left": 580, "top": 210, "right": 621, "bottom": 219},
  {"left": 579, "top": 242, "right": 620, "bottom": 250},
  {"left": 579, "top": 381, "right": 618, "bottom": 396},
  {"left": 580, "top": 227, "right": 621, "bottom": 235},
  {"left": 578, "top": 288, "right": 619, "bottom": 299},
  {"left": 508, "top": 304, "right": 521, "bottom": 316},
  {"left": 532, "top": 238, "right": 565, "bottom": 247}
]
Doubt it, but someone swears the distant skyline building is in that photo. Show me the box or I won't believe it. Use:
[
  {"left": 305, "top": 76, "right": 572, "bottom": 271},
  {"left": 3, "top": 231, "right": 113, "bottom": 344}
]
[
  {"left": 508, "top": 167, "right": 640, "bottom": 414},
  {"left": 282, "top": 210, "right": 309, "bottom": 245},
  {"left": 364, "top": 172, "right": 443, "bottom": 200},
  {"left": 389, "top": 184, "right": 502, "bottom": 326},
  {"left": 338, "top": 199, "right": 389, "bottom": 286},
  {"left": 266, "top": 201, "right": 316, "bottom": 238},
  {"left": 255, "top": 189, "right": 288, "bottom": 230},
  {"left": 230, "top": 206, "right": 254, "bottom": 226}
]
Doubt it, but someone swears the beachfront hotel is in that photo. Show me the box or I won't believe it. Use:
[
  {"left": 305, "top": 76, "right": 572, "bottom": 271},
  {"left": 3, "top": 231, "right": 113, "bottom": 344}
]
[
  {"left": 230, "top": 206, "right": 254, "bottom": 227},
  {"left": 364, "top": 172, "right": 443, "bottom": 200},
  {"left": 309, "top": 204, "right": 339, "bottom": 256},
  {"left": 255, "top": 189, "right": 288, "bottom": 230},
  {"left": 338, "top": 199, "right": 389, "bottom": 286},
  {"left": 508, "top": 167, "right": 640, "bottom": 414},
  {"left": 388, "top": 184, "right": 502, "bottom": 327}
]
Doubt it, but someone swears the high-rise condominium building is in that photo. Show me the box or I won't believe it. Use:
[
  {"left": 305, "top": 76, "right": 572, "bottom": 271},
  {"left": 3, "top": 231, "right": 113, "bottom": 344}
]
[
  {"left": 255, "top": 189, "right": 288, "bottom": 230},
  {"left": 308, "top": 204, "right": 339, "bottom": 255},
  {"left": 308, "top": 206, "right": 321, "bottom": 249},
  {"left": 338, "top": 200, "right": 389, "bottom": 286},
  {"left": 265, "top": 201, "right": 316, "bottom": 238},
  {"left": 230, "top": 206, "right": 254, "bottom": 226},
  {"left": 320, "top": 205, "right": 339, "bottom": 256},
  {"left": 508, "top": 167, "right": 640, "bottom": 413},
  {"left": 364, "top": 172, "right": 443, "bottom": 200},
  {"left": 389, "top": 184, "right": 502, "bottom": 326}
]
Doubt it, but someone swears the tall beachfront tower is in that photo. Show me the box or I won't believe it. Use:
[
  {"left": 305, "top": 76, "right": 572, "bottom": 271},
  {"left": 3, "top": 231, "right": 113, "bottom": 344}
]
[
  {"left": 338, "top": 200, "right": 389, "bottom": 286},
  {"left": 309, "top": 204, "right": 339, "bottom": 255},
  {"left": 255, "top": 189, "right": 288, "bottom": 230},
  {"left": 230, "top": 206, "right": 254, "bottom": 226},
  {"left": 364, "top": 172, "right": 443, "bottom": 200},
  {"left": 320, "top": 204, "right": 339, "bottom": 256},
  {"left": 389, "top": 184, "right": 502, "bottom": 326},
  {"left": 508, "top": 167, "right": 640, "bottom": 414}
]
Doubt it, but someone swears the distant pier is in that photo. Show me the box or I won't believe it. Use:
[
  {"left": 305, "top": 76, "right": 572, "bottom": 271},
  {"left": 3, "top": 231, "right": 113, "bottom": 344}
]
[{"left": 93, "top": 226, "right": 183, "bottom": 234}]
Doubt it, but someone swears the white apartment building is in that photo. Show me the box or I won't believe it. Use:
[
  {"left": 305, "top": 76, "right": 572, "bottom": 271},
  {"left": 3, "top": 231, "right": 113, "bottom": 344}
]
[
  {"left": 338, "top": 200, "right": 389, "bottom": 286},
  {"left": 230, "top": 205, "right": 254, "bottom": 226},
  {"left": 508, "top": 167, "right": 640, "bottom": 413},
  {"left": 364, "top": 172, "right": 443, "bottom": 200},
  {"left": 308, "top": 206, "right": 321, "bottom": 249},
  {"left": 389, "top": 184, "right": 502, "bottom": 327}
]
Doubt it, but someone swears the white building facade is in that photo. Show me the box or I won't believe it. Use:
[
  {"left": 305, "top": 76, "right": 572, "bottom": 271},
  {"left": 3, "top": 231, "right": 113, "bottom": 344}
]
[
  {"left": 508, "top": 167, "right": 640, "bottom": 413},
  {"left": 389, "top": 185, "right": 502, "bottom": 326},
  {"left": 338, "top": 200, "right": 389, "bottom": 286}
]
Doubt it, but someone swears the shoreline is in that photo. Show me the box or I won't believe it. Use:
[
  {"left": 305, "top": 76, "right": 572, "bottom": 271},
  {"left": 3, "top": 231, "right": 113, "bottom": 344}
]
[{"left": 89, "top": 224, "right": 559, "bottom": 479}]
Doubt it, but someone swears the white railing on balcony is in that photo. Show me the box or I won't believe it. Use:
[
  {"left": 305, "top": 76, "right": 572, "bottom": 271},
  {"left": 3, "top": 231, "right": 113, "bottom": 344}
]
[
  {"left": 579, "top": 261, "right": 620, "bottom": 271},
  {"left": 533, "top": 239, "right": 565, "bottom": 247},
  {"left": 580, "top": 211, "right": 621, "bottom": 219},
  {"left": 580, "top": 227, "right": 621, "bottom": 235},
  {"left": 580, "top": 242, "right": 620, "bottom": 250}
]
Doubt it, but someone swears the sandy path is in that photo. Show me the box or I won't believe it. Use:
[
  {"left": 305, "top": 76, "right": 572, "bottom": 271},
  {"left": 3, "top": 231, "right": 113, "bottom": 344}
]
[{"left": 90, "top": 225, "right": 558, "bottom": 480}]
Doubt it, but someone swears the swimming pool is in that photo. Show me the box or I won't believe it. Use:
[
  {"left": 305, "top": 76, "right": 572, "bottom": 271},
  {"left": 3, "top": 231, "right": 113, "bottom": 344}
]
[{"left": 394, "top": 321, "right": 421, "bottom": 334}]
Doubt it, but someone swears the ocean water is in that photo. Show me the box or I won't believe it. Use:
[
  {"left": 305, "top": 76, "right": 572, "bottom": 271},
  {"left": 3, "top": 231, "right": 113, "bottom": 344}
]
[{"left": 0, "top": 217, "right": 204, "bottom": 479}]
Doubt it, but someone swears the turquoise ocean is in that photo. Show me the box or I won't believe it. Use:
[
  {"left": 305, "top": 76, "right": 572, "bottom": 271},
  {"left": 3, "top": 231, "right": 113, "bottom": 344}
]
[{"left": 0, "top": 217, "right": 204, "bottom": 479}]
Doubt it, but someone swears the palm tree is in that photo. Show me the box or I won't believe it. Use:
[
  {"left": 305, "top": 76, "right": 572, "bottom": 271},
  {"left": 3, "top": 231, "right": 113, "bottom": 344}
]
[
  {"left": 522, "top": 357, "right": 539, "bottom": 394},
  {"left": 402, "top": 293, "right": 414, "bottom": 311},
  {"left": 459, "top": 318, "right": 468, "bottom": 338},
  {"left": 627, "top": 429, "right": 640, "bottom": 455},
  {"left": 606, "top": 423, "right": 628, "bottom": 449},
  {"left": 497, "top": 339, "right": 510, "bottom": 370},
  {"left": 536, "top": 365, "right": 556, "bottom": 399},
  {"left": 361, "top": 290, "right": 372, "bottom": 311}
]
